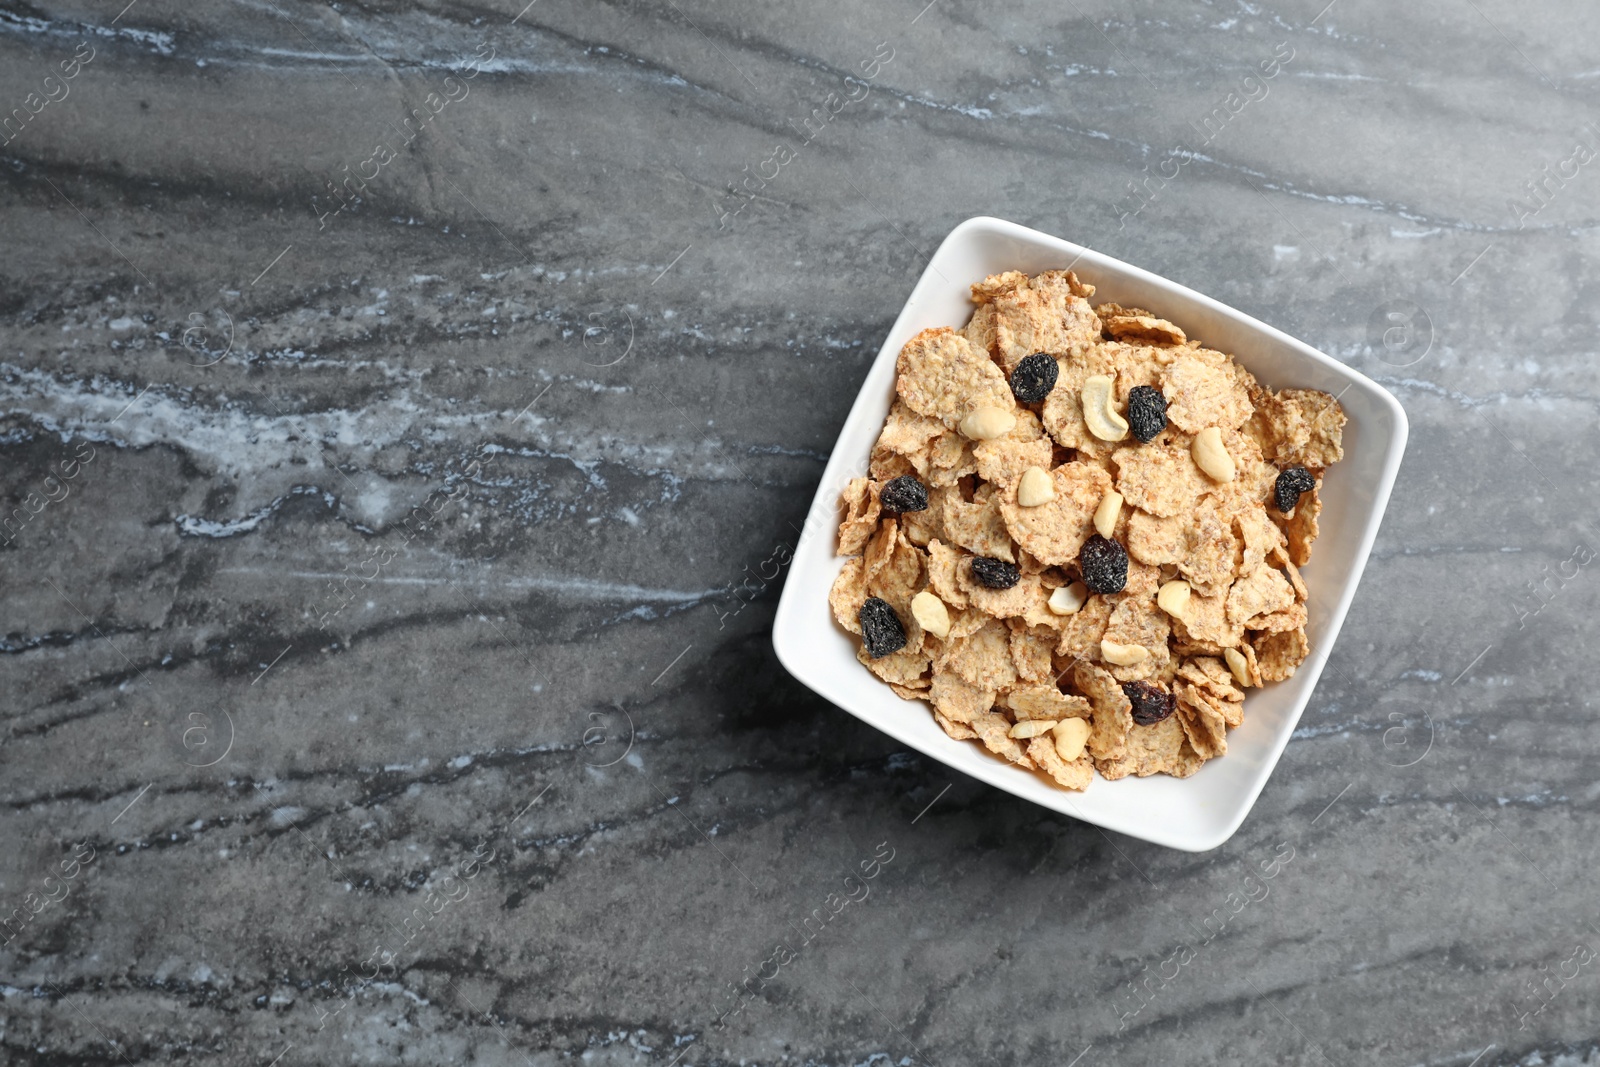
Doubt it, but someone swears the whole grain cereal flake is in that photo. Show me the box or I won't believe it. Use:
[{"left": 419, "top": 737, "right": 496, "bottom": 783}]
[
  {"left": 959, "top": 566, "right": 1045, "bottom": 620},
  {"left": 1172, "top": 589, "right": 1245, "bottom": 650},
  {"left": 874, "top": 401, "right": 948, "bottom": 466},
  {"left": 943, "top": 483, "right": 1018, "bottom": 563},
  {"left": 837, "top": 477, "right": 882, "bottom": 556},
  {"left": 926, "top": 537, "right": 970, "bottom": 609},
  {"left": 1161, "top": 354, "right": 1254, "bottom": 434},
  {"left": 899, "top": 493, "right": 947, "bottom": 547},
  {"left": 1009, "top": 622, "right": 1058, "bottom": 682},
  {"left": 1112, "top": 440, "right": 1210, "bottom": 519},
  {"left": 1101, "top": 594, "right": 1172, "bottom": 682},
  {"left": 930, "top": 669, "right": 996, "bottom": 724},
  {"left": 999, "top": 462, "right": 1112, "bottom": 567},
  {"left": 1249, "top": 386, "right": 1346, "bottom": 470},
  {"left": 1096, "top": 715, "right": 1204, "bottom": 780},
  {"left": 1075, "top": 661, "right": 1134, "bottom": 763},
  {"left": 1126, "top": 508, "right": 1188, "bottom": 566},
  {"left": 934, "top": 711, "right": 979, "bottom": 740},
  {"left": 1055, "top": 592, "right": 1115, "bottom": 661},
  {"left": 964, "top": 301, "right": 999, "bottom": 358},
  {"left": 972, "top": 710, "right": 1035, "bottom": 768},
  {"left": 829, "top": 556, "right": 871, "bottom": 632},
  {"left": 1283, "top": 484, "right": 1321, "bottom": 567},
  {"left": 1251, "top": 600, "right": 1308, "bottom": 635},
  {"left": 896, "top": 327, "right": 1016, "bottom": 430},
  {"left": 989, "top": 275, "right": 1104, "bottom": 374},
  {"left": 1005, "top": 686, "right": 1093, "bottom": 721},
  {"left": 1226, "top": 564, "right": 1296, "bottom": 627},
  {"left": 973, "top": 411, "right": 1054, "bottom": 488},
  {"left": 1029, "top": 735, "right": 1094, "bottom": 790},
  {"left": 858, "top": 642, "right": 931, "bottom": 686},
  {"left": 1175, "top": 683, "right": 1229, "bottom": 759},
  {"left": 1253, "top": 626, "right": 1310, "bottom": 681},
  {"left": 945, "top": 616, "right": 1020, "bottom": 691},
  {"left": 1096, "top": 303, "right": 1187, "bottom": 347},
  {"left": 1177, "top": 501, "right": 1241, "bottom": 595}
]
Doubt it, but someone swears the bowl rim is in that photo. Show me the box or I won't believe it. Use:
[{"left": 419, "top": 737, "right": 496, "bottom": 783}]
[{"left": 772, "top": 215, "right": 1408, "bottom": 851}]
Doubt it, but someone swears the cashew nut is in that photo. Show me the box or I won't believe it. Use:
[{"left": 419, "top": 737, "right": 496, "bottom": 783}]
[
  {"left": 911, "top": 590, "right": 951, "bottom": 639},
  {"left": 1081, "top": 375, "right": 1129, "bottom": 442},
  {"left": 1047, "top": 581, "right": 1089, "bottom": 616},
  {"left": 1156, "top": 579, "right": 1192, "bottom": 619},
  {"left": 1017, "top": 466, "right": 1055, "bottom": 507},
  {"left": 959, "top": 405, "right": 1016, "bottom": 441},
  {"left": 1192, "top": 426, "right": 1236, "bottom": 482},
  {"left": 1094, "top": 489, "right": 1123, "bottom": 538},
  {"left": 1053, "top": 718, "right": 1092, "bottom": 761},
  {"left": 1101, "top": 639, "right": 1150, "bottom": 666},
  {"left": 1224, "top": 646, "right": 1252, "bottom": 687}
]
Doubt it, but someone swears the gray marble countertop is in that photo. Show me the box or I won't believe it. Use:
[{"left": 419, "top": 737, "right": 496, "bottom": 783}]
[{"left": 3, "top": 1, "right": 1598, "bottom": 1064}]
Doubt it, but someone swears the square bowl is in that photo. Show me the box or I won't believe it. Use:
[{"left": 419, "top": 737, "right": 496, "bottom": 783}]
[{"left": 772, "top": 216, "right": 1407, "bottom": 851}]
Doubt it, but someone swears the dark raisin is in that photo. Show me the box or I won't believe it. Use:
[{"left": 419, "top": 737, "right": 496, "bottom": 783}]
[
  {"left": 970, "top": 557, "right": 1021, "bottom": 589},
  {"left": 1273, "top": 465, "right": 1317, "bottom": 513},
  {"left": 1077, "top": 534, "right": 1128, "bottom": 594},
  {"left": 1009, "top": 353, "right": 1059, "bottom": 403},
  {"left": 879, "top": 474, "right": 929, "bottom": 514},
  {"left": 1126, "top": 385, "right": 1168, "bottom": 443},
  {"left": 1122, "top": 681, "right": 1176, "bottom": 726},
  {"left": 858, "top": 598, "right": 907, "bottom": 658}
]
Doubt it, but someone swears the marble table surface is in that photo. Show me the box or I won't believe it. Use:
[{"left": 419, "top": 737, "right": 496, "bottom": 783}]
[{"left": 4, "top": 1, "right": 1599, "bottom": 1063}]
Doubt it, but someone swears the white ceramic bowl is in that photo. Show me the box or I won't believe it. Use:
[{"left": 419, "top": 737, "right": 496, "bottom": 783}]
[{"left": 772, "top": 216, "right": 1407, "bottom": 851}]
